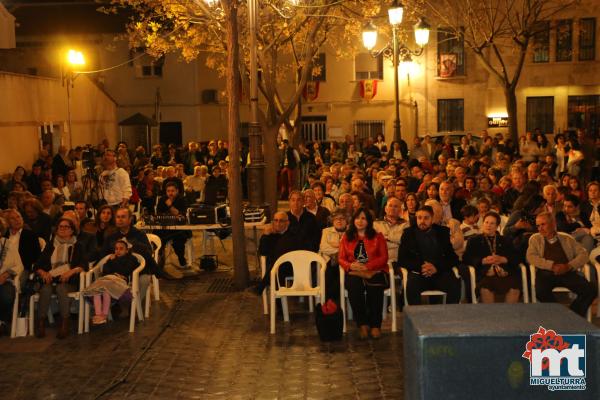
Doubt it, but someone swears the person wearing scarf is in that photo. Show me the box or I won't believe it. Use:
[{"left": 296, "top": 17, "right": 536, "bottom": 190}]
[
  {"left": 33, "top": 217, "right": 87, "bottom": 339},
  {"left": 320, "top": 208, "right": 349, "bottom": 301}
]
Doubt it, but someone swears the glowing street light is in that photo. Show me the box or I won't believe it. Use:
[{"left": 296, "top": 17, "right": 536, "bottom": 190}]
[
  {"left": 362, "top": 22, "right": 378, "bottom": 51},
  {"left": 67, "top": 49, "right": 85, "bottom": 66},
  {"left": 362, "top": 2, "right": 430, "bottom": 142},
  {"left": 414, "top": 18, "right": 431, "bottom": 47}
]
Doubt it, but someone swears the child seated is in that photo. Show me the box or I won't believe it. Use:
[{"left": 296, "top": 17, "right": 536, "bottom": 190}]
[{"left": 82, "top": 239, "right": 139, "bottom": 325}]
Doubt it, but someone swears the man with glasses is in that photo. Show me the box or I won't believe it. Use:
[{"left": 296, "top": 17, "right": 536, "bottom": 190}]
[
  {"left": 526, "top": 212, "right": 595, "bottom": 317},
  {"left": 253, "top": 212, "right": 297, "bottom": 295}
]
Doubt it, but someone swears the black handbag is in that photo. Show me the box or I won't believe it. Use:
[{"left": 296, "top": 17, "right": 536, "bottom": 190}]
[
  {"left": 363, "top": 271, "right": 390, "bottom": 289},
  {"left": 315, "top": 301, "right": 343, "bottom": 342}
]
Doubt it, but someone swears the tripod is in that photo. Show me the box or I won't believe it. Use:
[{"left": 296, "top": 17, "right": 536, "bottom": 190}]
[{"left": 81, "top": 168, "right": 104, "bottom": 208}]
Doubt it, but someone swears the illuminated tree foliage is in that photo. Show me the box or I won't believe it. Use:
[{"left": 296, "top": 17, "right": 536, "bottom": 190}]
[{"left": 106, "top": 0, "right": 424, "bottom": 211}]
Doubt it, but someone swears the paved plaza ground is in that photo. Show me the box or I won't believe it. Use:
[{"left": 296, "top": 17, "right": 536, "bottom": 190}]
[
  {"left": 1, "top": 215, "right": 598, "bottom": 400},
  {"left": 0, "top": 230, "right": 403, "bottom": 400}
]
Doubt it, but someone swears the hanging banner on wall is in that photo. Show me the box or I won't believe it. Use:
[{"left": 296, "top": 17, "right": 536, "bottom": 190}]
[
  {"left": 360, "top": 79, "right": 378, "bottom": 101},
  {"left": 303, "top": 81, "right": 320, "bottom": 102}
]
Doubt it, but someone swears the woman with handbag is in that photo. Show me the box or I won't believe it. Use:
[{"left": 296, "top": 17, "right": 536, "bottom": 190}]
[
  {"left": 338, "top": 208, "right": 389, "bottom": 339},
  {"left": 33, "top": 217, "right": 88, "bottom": 339}
]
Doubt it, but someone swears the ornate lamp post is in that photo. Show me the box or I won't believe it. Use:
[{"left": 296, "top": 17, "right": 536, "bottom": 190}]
[
  {"left": 362, "top": 2, "right": 430, "bottom": 142},
  {"left": 246, "top": 0, "right": 266, "bottom": 207}
]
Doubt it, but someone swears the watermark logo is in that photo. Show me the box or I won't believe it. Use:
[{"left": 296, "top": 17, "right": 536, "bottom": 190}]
[{"left": 522, "top": 326, "right": 586, "bottom": 391}]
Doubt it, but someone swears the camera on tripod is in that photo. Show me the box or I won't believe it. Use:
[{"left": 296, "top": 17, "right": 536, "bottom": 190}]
[{"left": 81, "top": 144, "right": 96, "bottom": 171}]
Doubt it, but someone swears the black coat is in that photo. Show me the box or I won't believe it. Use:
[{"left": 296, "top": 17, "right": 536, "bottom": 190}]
[
  {"left": 102, "top": 227, "right": 157, "bottom": 275},
  {"left": 449, "top": 198, "right": 467, "bottom": 222},
  {"left": 103, "top": 253, "right": 140, "bottom": 279},
  {"left": 580, "top": 201, "right": 599, "bottom": 229},
  {"left": 397, "top": 224, "right": 458, "bottom": 275},
  {"left": 462, "top": 234, "right": 518, "bottom": 281},
  {"left": 4, "top": 228, "right": 41, "bottom": 272},
  {"left": 286, "top": 210, "right": 321, "bottom": 252},
  {"left": 34, "top": 239, "right": 88, "bottom": 273},
  {"left": 24, "top": 213, "right": 52, "bottom": 243},
  {"left": 555, "top": 211, "right": 585, "bottom": 234}
]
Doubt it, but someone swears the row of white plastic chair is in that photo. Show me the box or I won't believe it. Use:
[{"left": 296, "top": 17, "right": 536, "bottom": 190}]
[
  {"left": 10, "top": 235, "right": 163, "bottom": 338},
  {"left": 261, "top": 250, "right": 600, "bottom": 334}
]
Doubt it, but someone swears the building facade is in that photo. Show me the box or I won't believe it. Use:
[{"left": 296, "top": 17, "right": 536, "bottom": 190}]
[{"left": 0, "top": 0, "right": 598, "bottom": 159}]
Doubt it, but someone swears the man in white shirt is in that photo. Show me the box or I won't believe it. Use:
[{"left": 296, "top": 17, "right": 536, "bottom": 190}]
[
  {"left": 100, "top": 149, "right": 132, "bottom": 207},
  {"left": 374, "top": 197, "right": 406, "bottom": 264}
]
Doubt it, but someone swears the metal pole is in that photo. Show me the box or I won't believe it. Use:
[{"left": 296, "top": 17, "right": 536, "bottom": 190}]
[
  {"left": 246, "top": 0, "right": 265, "bottom": 207},
  {"left": 67, "top": 73, "right": 73, "bottom": 149},
  {"left": 392, "top": 25, "right": 401, "bottom": 142}
]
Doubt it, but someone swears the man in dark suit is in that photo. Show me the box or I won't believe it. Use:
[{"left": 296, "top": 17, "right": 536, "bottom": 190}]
[
  {"left": 397, "top": 205, "right": 461, "bottom": 305},
  {"left": 254, "top": 211, "right": 299, "bottom": 294},
  {"left": 287, "top": 190, "right": 321, "bottom": 252}
]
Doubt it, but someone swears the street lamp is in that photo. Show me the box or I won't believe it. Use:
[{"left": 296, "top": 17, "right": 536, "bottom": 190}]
[
  {"left": 245, "top": 0, "right": 266, "bottom": 207},
  {"left": 362, "top": 2, "right": 430, "bottom": 143},
  {"left": 63, "top": 49, "right": 85, "bottom": 149}
]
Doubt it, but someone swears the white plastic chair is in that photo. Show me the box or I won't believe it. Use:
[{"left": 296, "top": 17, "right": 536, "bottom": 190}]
[
  {"left": 165, "top": 237, "right": 195, "bottom": 267},
  {"left": 339, "top": 261, "right": 397, "bottom": 333},
  {"left": 529, "top": 264, "right": 593, "bottom": 322},
  {"left": 146, "top": 233, "right": 162, "bottom": 301},
  {"left": 400, "top": 266, "right": 463, "bottom": 306},
  {"left": 467, "top": 264, "right": 530, "bottom": 304},
  {"left": 10, "top": 272, "right": 22, "bottom": 338},
  {"left": 589, "top": 247, "right": 600, "bottom": 318},
  {"left": 269, "top": 251, "right": 326, "bottom": 334},
  {"left": 84, "top": 253, "right": 146, "bottom": 333},
  {"left": 260, "top": 256, "right": 269, "bottom": 315},
  {"left": 28, "top": 270, "right": 86, "bottom": 335}
]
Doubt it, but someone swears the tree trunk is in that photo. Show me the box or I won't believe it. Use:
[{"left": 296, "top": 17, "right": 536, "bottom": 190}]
[
  {"left": 264, "top": 125, "right": 280, "bottom": 216},
  {"left": 224, "top": 0, "right": 249, "bottom": 289},
  {"left": 503, "top": 86, "right": 519, "bottom": 146}
]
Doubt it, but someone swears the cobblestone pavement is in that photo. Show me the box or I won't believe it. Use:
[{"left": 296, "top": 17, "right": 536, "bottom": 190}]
[{"left": 0, "top": 272, "right": 403, "bottom": 400}]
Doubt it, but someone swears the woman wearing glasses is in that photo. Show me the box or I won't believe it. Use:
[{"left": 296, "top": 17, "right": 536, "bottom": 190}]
[{"left": 33, "top": 217, "right": 88, "bottom": 339}]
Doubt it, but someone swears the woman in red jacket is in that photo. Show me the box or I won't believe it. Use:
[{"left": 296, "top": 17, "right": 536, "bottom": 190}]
[{"left": 338, "top": 208, "right": 389, "bottom": 339}]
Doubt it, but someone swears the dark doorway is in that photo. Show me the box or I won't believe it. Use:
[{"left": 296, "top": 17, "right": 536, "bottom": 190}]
[{"left": 159, "top": 122, "right": 183, "bottom": 146}]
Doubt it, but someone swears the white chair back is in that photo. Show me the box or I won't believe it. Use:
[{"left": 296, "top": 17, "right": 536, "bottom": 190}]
[
  {"left": 269, "top": 251, "right": 327, "bottom": 334},
  {"left": 272, "top": 250, "right": 325, "bottom": 293},
  {"left": 146, "top": 233, "right": 162, "bottom": 263}
]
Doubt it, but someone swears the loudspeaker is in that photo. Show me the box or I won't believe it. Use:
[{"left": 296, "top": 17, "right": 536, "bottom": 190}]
[{"left": 404, "top": 303, "right": 600, "bottom": 400}]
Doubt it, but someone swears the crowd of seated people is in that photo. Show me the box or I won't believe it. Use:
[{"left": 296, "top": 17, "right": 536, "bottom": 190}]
[
  {"left": 260, "top": 129, "right": 600, "bottom": 338},
  {"left": 0, "top": 138, "right": 233, "bottom": 337},
  {"left": 0, "top": 129, "right": 599, "bottom": 339}
]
